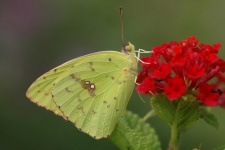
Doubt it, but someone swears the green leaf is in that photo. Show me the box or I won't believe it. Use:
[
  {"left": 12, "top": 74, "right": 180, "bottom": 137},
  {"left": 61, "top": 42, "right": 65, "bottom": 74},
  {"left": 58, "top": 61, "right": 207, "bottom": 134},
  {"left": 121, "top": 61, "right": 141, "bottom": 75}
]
[
  {"left": 213, "top": 145, "right": 225, "bottom": 150},
  {"left": 202, "top": 113, "right": 219, "bottom": 129},
  {"left": 150, "top": 94, "right": 200, "bottom": 130},
  {"left": 109, "top": 111, "right": 161, "bottom": 150},
  {"left": 199, "top": 108, "right": 219, "bottom": 129}
]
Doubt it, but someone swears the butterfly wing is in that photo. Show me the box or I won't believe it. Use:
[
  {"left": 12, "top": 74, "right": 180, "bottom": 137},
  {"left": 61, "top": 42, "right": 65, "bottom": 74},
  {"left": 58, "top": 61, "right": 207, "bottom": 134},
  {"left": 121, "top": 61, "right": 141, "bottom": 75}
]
[
  {"left": 26, "top": 52, "right": 122, "bottom": 118},
  {"left": 26, "top": 58, "right": 84, "bottom": 119},
  {"left": 51, "top": 51, "right": 137, "bottom": 139},
  {"left": 26, "top": 49, "right": 138, "bottom": 139}
]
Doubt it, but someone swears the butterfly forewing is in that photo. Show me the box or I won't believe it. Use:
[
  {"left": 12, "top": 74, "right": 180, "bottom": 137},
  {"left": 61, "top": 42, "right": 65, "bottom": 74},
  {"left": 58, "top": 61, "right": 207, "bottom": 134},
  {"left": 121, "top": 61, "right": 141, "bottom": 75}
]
[
  {"left": 26, "top": 59, "right": 84, "bottom": 118},
  {"left": 51, "top": 52, "right": 137, "bottom": 139}
]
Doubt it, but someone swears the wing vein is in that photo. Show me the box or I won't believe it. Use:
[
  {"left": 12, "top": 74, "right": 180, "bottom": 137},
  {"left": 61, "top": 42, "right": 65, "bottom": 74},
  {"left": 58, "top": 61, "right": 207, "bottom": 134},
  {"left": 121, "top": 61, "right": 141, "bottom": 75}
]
[
  {"left": 107, "top": 72, "right": 124, "bottom": 135},
  {"left": 102, "top": 72, "right": 123, "bottom": 136}
]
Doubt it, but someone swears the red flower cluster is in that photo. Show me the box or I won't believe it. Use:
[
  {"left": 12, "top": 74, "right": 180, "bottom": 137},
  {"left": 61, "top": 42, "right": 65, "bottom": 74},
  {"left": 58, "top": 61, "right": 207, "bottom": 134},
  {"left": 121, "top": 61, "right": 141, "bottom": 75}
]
[{"left": 136, "top": 36, "right": 225, "bottom": 107}]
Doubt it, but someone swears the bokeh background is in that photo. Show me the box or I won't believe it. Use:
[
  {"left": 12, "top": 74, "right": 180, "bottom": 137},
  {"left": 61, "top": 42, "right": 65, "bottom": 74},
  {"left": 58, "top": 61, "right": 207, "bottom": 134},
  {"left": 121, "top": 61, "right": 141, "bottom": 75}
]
[{"left": 1, "top": 0, "right": 225, "bottom": 150}]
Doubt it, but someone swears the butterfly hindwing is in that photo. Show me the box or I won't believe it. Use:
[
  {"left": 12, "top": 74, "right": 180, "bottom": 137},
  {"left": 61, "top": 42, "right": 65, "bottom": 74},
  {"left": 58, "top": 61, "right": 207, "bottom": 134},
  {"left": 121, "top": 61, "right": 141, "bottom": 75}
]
[
  {"left": 26, "top": 48, "right": 138, "bottom": 139},
  {"left": 51, "top": 52, "right": 136, "bottom": 139},
  {"left": 26, "top": 51, "right": 126, "bottom": 118}
]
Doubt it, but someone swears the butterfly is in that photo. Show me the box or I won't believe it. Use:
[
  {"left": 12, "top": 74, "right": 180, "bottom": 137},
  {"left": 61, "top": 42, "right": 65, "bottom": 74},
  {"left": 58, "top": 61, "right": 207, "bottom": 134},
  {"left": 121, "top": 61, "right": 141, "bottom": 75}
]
[{"left": 26, "top": 42, "right": 139, "bottom": 139}]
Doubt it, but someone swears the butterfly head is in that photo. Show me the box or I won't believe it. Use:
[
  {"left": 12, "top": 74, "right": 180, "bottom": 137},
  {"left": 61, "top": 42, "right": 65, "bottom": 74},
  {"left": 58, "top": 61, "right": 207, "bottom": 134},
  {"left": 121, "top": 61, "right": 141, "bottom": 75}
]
[{"left": 122, "top": 42, "right": 135, "bottom": 55}]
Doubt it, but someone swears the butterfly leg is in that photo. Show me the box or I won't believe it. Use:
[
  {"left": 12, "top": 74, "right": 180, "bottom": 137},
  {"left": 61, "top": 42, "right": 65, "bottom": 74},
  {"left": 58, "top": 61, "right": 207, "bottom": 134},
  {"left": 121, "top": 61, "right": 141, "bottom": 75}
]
[{"left": 135, "top": 49, "right": 153, "bottom": 63}]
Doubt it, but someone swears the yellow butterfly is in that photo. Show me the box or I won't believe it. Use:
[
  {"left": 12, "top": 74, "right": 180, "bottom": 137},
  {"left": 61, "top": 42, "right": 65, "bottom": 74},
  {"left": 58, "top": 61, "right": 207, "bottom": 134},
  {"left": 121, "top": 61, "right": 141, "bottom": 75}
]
[{"left": 26, "top": 43, "right": 138, "bottom": 139}]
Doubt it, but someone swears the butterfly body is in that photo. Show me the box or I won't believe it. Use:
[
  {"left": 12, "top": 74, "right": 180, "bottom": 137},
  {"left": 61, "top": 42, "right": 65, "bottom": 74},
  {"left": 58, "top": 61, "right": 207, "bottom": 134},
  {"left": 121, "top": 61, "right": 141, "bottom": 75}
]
[{"left": 26, "top": 43, "right": 138, "bottom": 139}]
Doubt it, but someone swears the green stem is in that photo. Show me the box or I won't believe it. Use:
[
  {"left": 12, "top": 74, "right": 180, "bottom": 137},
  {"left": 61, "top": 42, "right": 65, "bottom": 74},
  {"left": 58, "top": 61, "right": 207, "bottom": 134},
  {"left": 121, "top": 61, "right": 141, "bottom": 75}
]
[
  {"left": 142, "top": 109, "right": 156, "bottom": 121},
  {"left": 168, "top": 123, "right": 179, "bottom": 150}
]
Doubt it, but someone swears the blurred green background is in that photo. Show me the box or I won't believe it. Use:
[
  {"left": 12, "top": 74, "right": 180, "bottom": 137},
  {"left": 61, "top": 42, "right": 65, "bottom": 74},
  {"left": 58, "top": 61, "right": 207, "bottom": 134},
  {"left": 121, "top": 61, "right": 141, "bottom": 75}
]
[{"left": 1, "top": 0, "right": 225, "bottom": 150}]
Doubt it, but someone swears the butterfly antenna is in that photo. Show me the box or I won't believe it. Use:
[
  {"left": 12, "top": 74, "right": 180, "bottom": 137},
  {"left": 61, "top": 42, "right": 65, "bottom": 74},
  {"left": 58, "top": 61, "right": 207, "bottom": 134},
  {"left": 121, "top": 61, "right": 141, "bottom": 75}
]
[{"left": 119, "top": 6, "right": 125, "bottom": 44}]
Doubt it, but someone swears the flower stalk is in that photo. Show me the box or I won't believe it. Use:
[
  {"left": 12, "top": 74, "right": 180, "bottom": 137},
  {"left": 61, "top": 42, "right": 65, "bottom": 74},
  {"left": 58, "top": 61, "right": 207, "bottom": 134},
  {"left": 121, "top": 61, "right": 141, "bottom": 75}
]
[
  {"left": 168, "top": 123, "right": 179, "bottom": 150},
  {"left": 142, "top": 109, "right": 156, "bottom": 121}
]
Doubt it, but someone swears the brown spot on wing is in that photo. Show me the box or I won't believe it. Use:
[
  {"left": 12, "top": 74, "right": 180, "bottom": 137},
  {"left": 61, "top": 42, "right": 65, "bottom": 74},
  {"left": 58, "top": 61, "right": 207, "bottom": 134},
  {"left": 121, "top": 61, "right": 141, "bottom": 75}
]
[
  {"left": 70, "top": 74, "right": 81, "bottom": 81},
  {"left": 123, "top": 68, "right": 129, "bottom": 76},
  {"left": 81, "top": 80, "right": 96, "bottom": 97},
  {"left": 88, "top": 62, "right": 95, "bottom": 71},
  {"left": 81, "top": 80, "right": 90, "bottom": 89},
  {"left": 78, "top": 107, "right": 85, "bottom": 114},
  {"left": 77, "top": 97, "right": 82, "bottom": 102},
  {"left": 90, "top": 92, "right": 96, "bottom": 97},
  {"left": 89, "top": 62, "right": 93, "bottom": 66},
  {"left": 65, "top": 87, "right": 72, "bottom": 92}
]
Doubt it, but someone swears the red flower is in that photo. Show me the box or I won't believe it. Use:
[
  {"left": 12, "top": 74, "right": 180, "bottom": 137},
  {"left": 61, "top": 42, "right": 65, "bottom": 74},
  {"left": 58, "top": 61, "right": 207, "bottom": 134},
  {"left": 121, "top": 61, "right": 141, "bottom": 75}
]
[
  {"left": 185, "top": 63, "right": 206, "bottom": 81},
  {"left": 171, "top": 57, "right": 187, "bottom": 76},
  {"left": 199, "top": 43, "right": 221, "bottom": 54},
  {"left": 136, "top": 77, "right": 157, "bottom": 94},
  {"left": 136, "top": 55, "right": 159, "bottom": 84},
  {"left": 219, "top": 92, "right": 225, "bottom": 108},
  {"left": 136, "top": 36, "right": 225, "bottom": 108},
  {"left": 151, "top": 62, "right": 171, "bottom": 80},
  {"left": 164, "top": 76, "right": 186, "bottom": 100},
  {"left": 196, "top": 83, "right": 221, "bottom": 106},
  {"left": 180, "top": 36, "right": 198, "bottom": 48}
]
